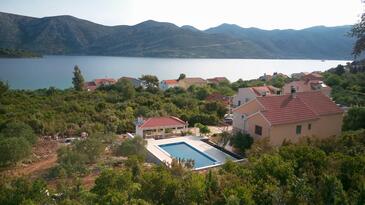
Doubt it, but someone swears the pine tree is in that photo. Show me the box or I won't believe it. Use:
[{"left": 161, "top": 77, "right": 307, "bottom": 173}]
[{"left": 72, "top": 65, "right": 84, "bottom": 91}]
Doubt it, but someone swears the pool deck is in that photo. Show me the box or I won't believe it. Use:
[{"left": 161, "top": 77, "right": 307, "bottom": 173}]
[{"left": 146, "top": 135, "right": 237, "bottom": 170}]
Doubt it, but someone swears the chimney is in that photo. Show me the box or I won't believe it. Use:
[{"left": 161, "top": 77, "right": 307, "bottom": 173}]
[{"left": 290, "top": 85, "right": 296, "bottom": 98}]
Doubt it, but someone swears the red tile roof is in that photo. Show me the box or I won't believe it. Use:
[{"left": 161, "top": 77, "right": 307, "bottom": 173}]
[
  {"left": 138, "top": 116, "right": 187, "bottom": 128},
  {"left": 163, "top": 79, "right": 178, "bottom": 85},
  {"left": 255, "top": 92, "right": 343, "bottom": 125},
  {"left": 251, "top": 86, "right": 279, "bottom": 96},
  {"left": 84, "top": 81, "right": 97, "bottom": 91}
]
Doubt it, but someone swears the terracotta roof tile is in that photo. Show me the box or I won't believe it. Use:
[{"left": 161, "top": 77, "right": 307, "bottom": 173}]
[
  {"left": 163, "top": 79, "right": 178, "bottom": 85},
  {"left": 256, "top": 92, "right": 342, "bottom": 125},
  {"left": 139, "top": 116, "right": 186, "bottom": 128}
]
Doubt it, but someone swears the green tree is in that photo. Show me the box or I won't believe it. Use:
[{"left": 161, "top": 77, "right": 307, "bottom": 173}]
[
  {"left": 342, "top": 107, "right": 365, "bottom": 131},
  {"left": 72, "top": 65, "right": 84, "bottom": 91},
  {"left": 0, "top": 137, "right": 32, "bottom": 166},
  {"left": 1, "top": 122, "right": 37, "bottom": 144},
  {"left": 139, "top": 75, "right": 159, "bottom": 89},
  {"left": 320, "top": 175, "right": 348, "bottom": 205},
  {"left": 230, "top": 132, "right": 253, "bottom": 155},
  {"left": 115, "top": 136, "right": 147, "bottom": 159},
  {"left": 115, "top": 78, "right": 136, "bottom": 100},
  {"left": 195, "top": 123, "right": 210, "bottom": 136},
  {"left": 350, "top": 13, "right": 365, "bottom": 57},
  {"left": 75, "top": 137, "right": 105, "bottom": 163},
  {"left": 178, "top": 73, "right": 186, "bottom": 81}
]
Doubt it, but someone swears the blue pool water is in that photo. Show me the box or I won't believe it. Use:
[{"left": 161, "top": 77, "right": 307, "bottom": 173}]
[{"left": 159, "top": 142, "right": 217, "bottom": 168}]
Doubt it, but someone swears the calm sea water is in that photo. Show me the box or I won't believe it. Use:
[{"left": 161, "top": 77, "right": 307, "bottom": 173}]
[{"left": 0, "top": 55, "right": 349, "bottom": 89}]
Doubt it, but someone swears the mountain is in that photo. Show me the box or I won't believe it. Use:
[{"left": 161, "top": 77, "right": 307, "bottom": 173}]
[
  {"left": 0, "top": 12, "right": 355, "bottom": 59},
  {"left": 205, "top": 24, "right": 354, "bottom": 59}
]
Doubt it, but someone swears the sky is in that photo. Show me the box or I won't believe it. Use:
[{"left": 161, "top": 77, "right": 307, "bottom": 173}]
[{"left": 0, "top": 0, "right": 363, "bottom": 30}]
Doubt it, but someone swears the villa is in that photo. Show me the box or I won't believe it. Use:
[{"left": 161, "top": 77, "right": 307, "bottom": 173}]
[
  {"left": 232, "top": 90, "right": 343, "bottom": 146},
  {"left": 232, "top": 85, "right": 281, "bottom": 107},
  {"left": 135, "top": 116, "right": 188, "bottom": 139}
]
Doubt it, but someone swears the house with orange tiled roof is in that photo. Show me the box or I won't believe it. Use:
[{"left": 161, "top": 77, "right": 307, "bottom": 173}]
[
  {"left": 135, "top": 116, "right": 188, "bottom": 139},
  {"left": 160, "top": 79, "right": 179, "bottom": 90},
  {"left": 84, "top": 78, "right": 117, "bottom": 91},
  {"left": 232, "top": 91, "right": 343, "bottom": 146},
  {"left": 232, "top": 85, "right": 281, "bottom": 107}
]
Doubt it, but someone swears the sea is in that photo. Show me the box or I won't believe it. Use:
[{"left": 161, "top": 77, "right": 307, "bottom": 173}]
[{"left": 0, "top": 55, "right": 349, "bottom": 89}]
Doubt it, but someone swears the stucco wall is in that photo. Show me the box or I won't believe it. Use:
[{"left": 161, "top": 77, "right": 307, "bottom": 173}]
[
  {"left": 313, "top": 113, "right": 343, "bottom": 139},
  {"left": 246, "top": 113, "right": 270, "bottom": 139},
  {"left": 269, "top": 120, "right": 318, "bottom": 146},
  {"left": 232, "top": 88, "right": 257, "bottom": 107},
  {"left": 233, "top": 100, "right": 263, "bottom": 130},
  {"left": 245, "top": 113, "right": 343, "bottom": 146}
]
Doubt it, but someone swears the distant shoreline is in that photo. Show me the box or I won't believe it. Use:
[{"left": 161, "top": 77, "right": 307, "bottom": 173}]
[{"left": 0, "top": 48, "right": 42, "bottom": 58}]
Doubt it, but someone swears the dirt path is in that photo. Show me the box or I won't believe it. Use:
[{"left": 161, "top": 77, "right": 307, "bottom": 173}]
[
  {"left": 12, "top": 154, "right": 58, "bottom": 177},
  {"left": 1, "top": 139, "right": 60, "bottom": 178}
]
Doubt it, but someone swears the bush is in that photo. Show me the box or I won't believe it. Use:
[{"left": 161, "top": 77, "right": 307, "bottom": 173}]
[
  {"left": 115, "top": 136, "right": 147, "bottom": 160},
  {"left": 0, "top": 122, "right": 37, "bottom": 144},
  {"left": 230, "top": 132, "right": 253, "bottom": 155},
  {"left": 0, "top": 137, "right": 32, "bottom": 166}
]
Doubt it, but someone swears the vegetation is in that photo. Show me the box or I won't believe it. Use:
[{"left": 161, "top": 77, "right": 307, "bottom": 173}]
[
  {"left": 115, "top": 136, "right": 147, "bottom": 160},
  {"left": 324, "top": 64, "right": 365, "bottom": 106},
  {"left": 72, "top": 65, "right": 85, "bottom": 91},
  {"left": 343, "top": 107, "right": 365, "bottom": 131},
  {"left": 1, "top": 130, "right": 365, "bottom": 204},
  {"left": 230, "top": 132, "right": 254, "bottom": 155},
  {"left": 0, "top": 48, "right": 41, "bottom": 58},
  {"left": 0, "top": 122, "right": 37, "bottom": 166},
  {"left": 350, "top": 13, "right": 365, "bottom": 57}
]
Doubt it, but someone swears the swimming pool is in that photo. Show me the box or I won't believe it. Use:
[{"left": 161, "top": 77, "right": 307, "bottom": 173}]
[{"left": 158, "top": 142, "right": 218, "bottom": 168}]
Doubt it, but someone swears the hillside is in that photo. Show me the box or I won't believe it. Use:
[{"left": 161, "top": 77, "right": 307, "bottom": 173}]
[
  {"left": 0, "top": 12, "right": 355, "bottom": 59},
  {"left": 206, "top": 24, "right": 354, "bottom": 59}
]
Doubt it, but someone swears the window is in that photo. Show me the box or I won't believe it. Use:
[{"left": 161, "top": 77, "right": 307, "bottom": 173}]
[
  {"left": 308, "top": 123, "right": 312, "bottom": 130},
  {"left": 296, "top": 125, "right": 302, "bottom": 135},
  {"left": 255, "top": 125, "right": 262, "bottom": 136},
  {"left": 238, "top": 100, "right": 241, "bottom": 106},
  {"left": 241, "top": 115, "right": 245, "bottom": 119}
]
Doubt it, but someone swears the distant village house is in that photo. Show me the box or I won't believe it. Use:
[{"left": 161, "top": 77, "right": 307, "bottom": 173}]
[
  {"left": 232, "top": 85, "right": 281, "bottom": 107},
  {"left": 84, "top": 78, "right": 117, "bottom": 91},
  {"left": 282, "top": 72, "right": 331, "bottom": 96}
]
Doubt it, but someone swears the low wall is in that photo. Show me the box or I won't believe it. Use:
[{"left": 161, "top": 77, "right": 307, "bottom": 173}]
[{"left": 200, "top": 138, "right": 244, "bottom": 159}]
